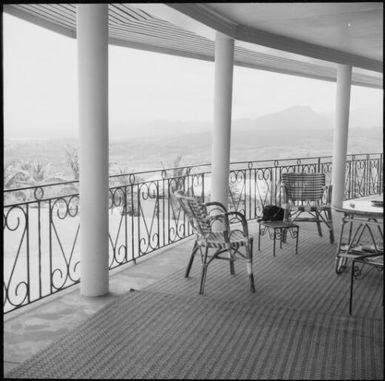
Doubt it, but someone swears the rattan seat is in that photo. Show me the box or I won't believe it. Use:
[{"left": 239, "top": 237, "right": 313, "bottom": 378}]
[{"left": 197, "top": 230, "right": 248, "bottom": 248}]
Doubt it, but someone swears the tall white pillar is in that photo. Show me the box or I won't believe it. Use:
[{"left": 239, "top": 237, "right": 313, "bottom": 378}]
[
  {"left": 331, "top": 64, "right": 352, "bottom": 208},
  {"left": 77, "top": 4, "right": 109, "bottom": 296},
  {"left": 211, "top": 32, "right": 234, "bottom": 207}
]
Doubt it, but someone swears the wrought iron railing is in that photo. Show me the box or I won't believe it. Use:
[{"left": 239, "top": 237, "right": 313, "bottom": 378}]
[{"left": 3, "top": 153, "right": 383, "bottom": 313}]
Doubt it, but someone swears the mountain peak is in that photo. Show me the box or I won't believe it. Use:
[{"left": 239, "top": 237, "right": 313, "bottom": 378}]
[
  {"left": 283, "top": 105, "right": 316, "bottom": 113},
  {"left": 249, "top": 105, "right": 332, "bottom": 130}
]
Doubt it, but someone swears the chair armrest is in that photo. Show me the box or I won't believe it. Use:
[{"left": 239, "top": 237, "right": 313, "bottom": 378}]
[
  {"left": 323, "top": 184, "right": 333, "bottom": 205},
  {"left": 226, "top": 211, "right": 249, "bottom": 237},
  {"left": 277, "top": 183, "right": 291, "bottom": 220},
  {"left": 279, "top": 182, "right": 290, "bottom": 205},
  {"left": 205, "top": 202, "right": 229, "bottom": 228},
  {"left": 205, "top": 201, "right": 228, "bottom": 213},
  {"left": 207, "top": 213, "right": 227, "bottom": 226}
]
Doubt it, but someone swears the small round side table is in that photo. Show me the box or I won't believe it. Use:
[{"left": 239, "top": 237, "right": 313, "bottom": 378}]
[{"left": 258, "top": 220, "right": 299, "bottom": 256}]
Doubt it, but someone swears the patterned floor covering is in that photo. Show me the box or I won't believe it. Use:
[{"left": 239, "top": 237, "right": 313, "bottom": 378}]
[
  {"left": 7, "top": 223, "right": 384, "bottom": 379},
  {"left": 147, "top": 223, "right": 383, "bottom": 320}
]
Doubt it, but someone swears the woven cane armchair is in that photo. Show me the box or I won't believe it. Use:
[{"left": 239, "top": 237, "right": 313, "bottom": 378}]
[
  {"left": 173, "top": 190, "right": 255, "bottom": 295},
  {"left": 280, "top": 172, "right": 334, "bottom": 243}
]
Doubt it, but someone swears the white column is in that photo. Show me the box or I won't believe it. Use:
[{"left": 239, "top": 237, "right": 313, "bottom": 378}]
[
  {"left": 77, "top": 4, "right": 109, "bottom": 296},
  {"left": 211, "top": 32, "right": 234, "bottom": 208},
  {"left": 331, "top": 64, "right": 352, "bottom": 208}
]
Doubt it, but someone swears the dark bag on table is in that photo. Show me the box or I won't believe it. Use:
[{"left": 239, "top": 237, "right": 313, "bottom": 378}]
[{"left": 258, "top": 205, "right": 285, "bottom": 222}]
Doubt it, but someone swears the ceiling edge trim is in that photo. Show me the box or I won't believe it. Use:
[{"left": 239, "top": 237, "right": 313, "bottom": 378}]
[
  {"left": 237, "top": 25, "right": 383, "bottom": 73},
  {"left": 3, "top": 4, "right": 76, "bottom": 39}
]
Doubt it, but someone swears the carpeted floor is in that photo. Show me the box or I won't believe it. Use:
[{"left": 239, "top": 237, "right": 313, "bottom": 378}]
[
  {"left": 6, "top": 224, "right": 384, "bottom": 379},
  {"left": 146, "top": 224, "right": 383, "bottom": 320}
]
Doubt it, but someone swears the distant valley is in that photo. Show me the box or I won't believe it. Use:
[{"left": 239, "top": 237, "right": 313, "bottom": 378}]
[{"left": 4, "top": 106, "right": 383, "bottom": 178}]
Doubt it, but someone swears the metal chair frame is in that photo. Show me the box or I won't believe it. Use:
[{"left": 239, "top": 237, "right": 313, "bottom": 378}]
[
  {"left": 173, "top": 190, "right": 255, "bottom": 295},
  {"left": 280, "top": 172, "right": 334, "bottom": 243},
  {"left": 349, "top": 253, "right": 383, "bottom": 315}
]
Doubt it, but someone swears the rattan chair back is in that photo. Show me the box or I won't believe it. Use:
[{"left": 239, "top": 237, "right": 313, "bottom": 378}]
[
  {"left": 280, "top": 172, "right": 334, "bottom": 243},
  {"left": 281, "top": 172, "right": 326, "bottom": 203},
  {"left": 173, "top": 191, "right": 211, "bottom": 237}
]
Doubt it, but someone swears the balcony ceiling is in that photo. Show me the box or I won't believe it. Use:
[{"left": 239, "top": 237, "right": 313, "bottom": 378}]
[{"left": 3, "top": 2, "right": 382, "bottom": 89}]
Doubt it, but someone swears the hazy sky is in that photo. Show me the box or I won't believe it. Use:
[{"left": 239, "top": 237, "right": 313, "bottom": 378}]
[{"left": 3, "top": 12, "right": 383, "bottom": 139}]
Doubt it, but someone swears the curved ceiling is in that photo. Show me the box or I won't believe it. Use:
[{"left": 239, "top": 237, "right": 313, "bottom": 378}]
[
  {"left": 3, "top": 3, "right": 382, "bottom": 89},
  {"left": 169, "top": 2, "right": 382, "bottom": 73},
  {"left": 205, "top": 3, "right": 382, "bottom": 62}
]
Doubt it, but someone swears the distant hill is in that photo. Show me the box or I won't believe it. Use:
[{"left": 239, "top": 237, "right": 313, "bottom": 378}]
[
  {"left": 112, "top": 105, "right": 334, "bottom": 139},
  {"left": 230, "top": 106, "right": 382, "bottom": 162},
  {"left": 110, "top": 105, "right": 382, "bottom": 140},
  {"left": 111, "top": 119, "right": 211, "bottom": 139},
  {"left": 4, "top": 105, "right": 382, "bottom": 175},
  {"left": 233, "top": 105, "right": 333, "bottom": 132},
  {"left": 347, "top": 107, "right": 383, "bottom": 129},
  {"left": 321, "top": 106, "right": 383, "bottom": 129}
]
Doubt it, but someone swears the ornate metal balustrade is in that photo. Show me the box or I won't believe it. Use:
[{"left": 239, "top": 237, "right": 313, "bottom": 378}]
[{"left": 3, "top": 153, "right": 382, "bottom": 313}]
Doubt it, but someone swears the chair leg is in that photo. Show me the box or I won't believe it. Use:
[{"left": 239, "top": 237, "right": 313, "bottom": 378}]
[
  {"left": 199, "top": 264, "right": 208, "bottom": 295},
  {"left": 325, "top": 208, "right": 335, "bottom": 244},
  {"left": 249, "top": 270, "right": 255, "bottom": 293},
  {"left": 328, "top": 226, "right": 335, "bottom": 244},
  {"left": 315, "top": 213, "right": 323, "bottom": 237},
  {"left": 229, "top": 247, "right": 235, "bottom": 275},
  {"left": 282, "top": 228, "right": 287, "bottom": 243},
  {"left": 199, "top": 247, "right": 209, "bottom": 295},
  {"left": 225, "top": 241, "right": 235, "bottom": 275},
  {"left": 185, "top": 241, "right": 199, "bottom": 278},
  {"left": 246, "top": 241, "right": 255, "bottom": 293},
  {"left": 349, "top": 260, "right": 355, "bottom": 315}
]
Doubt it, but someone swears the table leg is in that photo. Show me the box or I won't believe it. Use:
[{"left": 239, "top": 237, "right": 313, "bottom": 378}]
[{"left": 335, "top": 216, "right": 349, "bottom": 274}]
